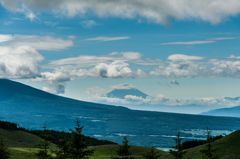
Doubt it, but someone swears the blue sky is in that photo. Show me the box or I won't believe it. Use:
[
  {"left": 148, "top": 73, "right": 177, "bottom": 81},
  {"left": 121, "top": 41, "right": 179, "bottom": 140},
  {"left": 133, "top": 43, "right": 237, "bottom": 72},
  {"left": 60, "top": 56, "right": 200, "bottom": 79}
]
[{"left": 1, "top": 0, "right": 240, "bottom": 111}]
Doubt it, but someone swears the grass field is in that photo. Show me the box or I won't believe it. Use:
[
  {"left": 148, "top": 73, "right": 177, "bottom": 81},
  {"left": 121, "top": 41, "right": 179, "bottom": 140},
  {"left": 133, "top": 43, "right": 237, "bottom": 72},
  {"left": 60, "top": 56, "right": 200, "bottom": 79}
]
[{"left": 1, "top": 129, "right": 240, "bottom": 159}]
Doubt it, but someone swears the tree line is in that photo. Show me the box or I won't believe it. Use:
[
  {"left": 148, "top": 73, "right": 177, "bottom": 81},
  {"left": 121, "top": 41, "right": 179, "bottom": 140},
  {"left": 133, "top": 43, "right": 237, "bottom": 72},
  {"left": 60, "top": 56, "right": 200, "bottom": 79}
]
[{"left": 0, "top": 120, "right": 116, "bottom": 146}]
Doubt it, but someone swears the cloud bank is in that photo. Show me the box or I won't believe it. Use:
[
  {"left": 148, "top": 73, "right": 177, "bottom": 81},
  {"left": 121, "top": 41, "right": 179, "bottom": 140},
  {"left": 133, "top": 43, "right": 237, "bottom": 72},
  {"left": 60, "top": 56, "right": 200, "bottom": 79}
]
[{"left": 1, "top": 0, "right": 240, "bottom": 25}]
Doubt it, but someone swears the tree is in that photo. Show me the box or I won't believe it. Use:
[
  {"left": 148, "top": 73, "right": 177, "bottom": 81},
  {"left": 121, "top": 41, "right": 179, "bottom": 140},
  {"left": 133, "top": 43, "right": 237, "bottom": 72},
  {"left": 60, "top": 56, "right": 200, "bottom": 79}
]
[
  {"left": 35, "top": 121, "right": 52, "bottom": 159},
  {"left": 0, "top": 138, "right": 10, "bottom": 159},
  {"left": 200, "top": 127, "right": 219, "bottom": 159},
  {"left": 143, "top": 145, "right": 161, "bottom": 159},
  {"left": 169, "top": 132, "right": 187, "bottom": 159},
  {"left": 54, "top": 128, "right": 71, "bottom": 159},
  {"left": 70, "top": 118, "right": 94, "bottom": 159},
  {"left": 116, "top": 136, "right": 133, "bottom": 159}
]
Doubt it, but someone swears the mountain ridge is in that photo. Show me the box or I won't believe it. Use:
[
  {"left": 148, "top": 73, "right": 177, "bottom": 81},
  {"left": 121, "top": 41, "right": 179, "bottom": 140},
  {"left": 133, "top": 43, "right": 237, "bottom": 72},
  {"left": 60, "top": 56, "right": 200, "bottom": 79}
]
[{"left": 200, "top": 105, "right": 240, "bottom": 118}]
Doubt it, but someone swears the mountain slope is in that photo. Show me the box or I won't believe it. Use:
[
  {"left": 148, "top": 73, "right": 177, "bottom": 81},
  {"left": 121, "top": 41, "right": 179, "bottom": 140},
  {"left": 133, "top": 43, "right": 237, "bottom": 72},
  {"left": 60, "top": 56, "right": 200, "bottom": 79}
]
[
  {"left": 0, "top": 79, "right": 240, "bottom": 148},
  {"left": 200, "top": 106, "right": 240, "bottom": 118}
]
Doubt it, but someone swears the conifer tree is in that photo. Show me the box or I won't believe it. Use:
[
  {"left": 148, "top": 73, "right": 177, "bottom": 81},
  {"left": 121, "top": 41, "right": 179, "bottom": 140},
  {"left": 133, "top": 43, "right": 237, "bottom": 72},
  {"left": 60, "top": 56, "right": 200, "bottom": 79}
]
[
  {"left": 35, "top": 121, "right": 52, "bottom": 159},
  {"left": 143, "top": 145, "right": 161, "bottom": 159},
  {"left": 54, "top": 128, "right": 71, "bottom": 159},
  {"left": 0, "top": 138, "right": 10, "bottom": 159},
  {"left": 117, "top": 136, "right": 133, "bottom": 159},
  {"left": 200, "top": 127, "right": 219, "bottom": 159},
  {"left": 169, "top": 132, "right": 187, "bottom": 159},
  {"left": 70, "top": 118, "right": 94, "bottom": 159}
]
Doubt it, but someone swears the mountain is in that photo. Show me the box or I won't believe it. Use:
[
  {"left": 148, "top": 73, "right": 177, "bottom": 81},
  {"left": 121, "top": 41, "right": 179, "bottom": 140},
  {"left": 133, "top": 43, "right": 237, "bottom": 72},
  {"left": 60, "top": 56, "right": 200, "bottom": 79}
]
[
  {"left": 0, "top": 79, "right": 240, "bottom": 148},
  {"left": 106, "top": 88, "right": 149, "bottom": 99},
  {"left": 200, "top": 105, "right": 240, "bottom": 118}
]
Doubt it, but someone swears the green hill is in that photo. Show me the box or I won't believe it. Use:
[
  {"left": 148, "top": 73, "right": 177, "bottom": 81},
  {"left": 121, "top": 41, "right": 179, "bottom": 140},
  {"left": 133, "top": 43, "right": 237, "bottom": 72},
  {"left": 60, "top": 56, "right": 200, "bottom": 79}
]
[
  {"left": 0, "top": 129, "right": 57, "bottom": 149},
  {"left": 183, "top": 130, "right": 240, "bottom": 159}
]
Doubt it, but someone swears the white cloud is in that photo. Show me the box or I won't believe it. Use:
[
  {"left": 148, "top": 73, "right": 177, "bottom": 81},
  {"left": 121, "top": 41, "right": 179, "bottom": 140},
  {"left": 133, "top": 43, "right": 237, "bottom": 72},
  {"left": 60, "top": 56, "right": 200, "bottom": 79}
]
[
  {"left": 208, "top": 36, "right": 239, "bottom": 40},
  {"left": 46, "top": 52, "right": 142, "bottom": 68},
  {"left": 16, "top": 4, "right": 38, "bottom": 21},
  {"left": 34, "top": 61, "right": 147, "bottom": 94},
  {"left": 11, "top": 17, "right": 22, "bottom": 20},
  {"left": 68, "top": 35, "right": 76, "bottom": 39},
  {"left": 4, "top": 35, "right": 73, "bottom": 51},
  {"left": 0, "top": 35, "right": 13, "bottom": 43},
  {"left": 168, "top": 54, "right": 204, "bottom": 61},
  {"left": 45, "top": 21, "right": 58, "bottom": 27},
  {"left": 2, "top": 0, "right": 240, "bottom": 25},
  {"left": 85, "top": 36, "right": 130, "bottom": 41},
  {"left": 161, "top": 40, "right": 215, "bottom": 45},
  {"left": 80, "top": 20, "right": 98, "bottom": 28},
  {"left": 150, "top": 55, "right": 240, "bottom": 78},
  {"left": 161, "top": 36, "right": 239, "bottom": 45},
  {"left": 110, "top": 83, "right": 137, "bottom": 90},
  {"left": 0, "top": 46, "right": 43, "bottom": 78}
]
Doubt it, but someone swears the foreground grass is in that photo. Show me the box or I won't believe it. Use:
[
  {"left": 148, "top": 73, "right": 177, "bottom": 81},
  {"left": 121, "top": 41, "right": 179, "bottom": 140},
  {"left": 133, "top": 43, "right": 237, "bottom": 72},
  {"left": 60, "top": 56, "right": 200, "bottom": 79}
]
[
  {"left": 8, "top": 145, "right": 169, "bottom": 159},
  {"left": 4, "top": 129, "right": 240, "bottom": 159}
]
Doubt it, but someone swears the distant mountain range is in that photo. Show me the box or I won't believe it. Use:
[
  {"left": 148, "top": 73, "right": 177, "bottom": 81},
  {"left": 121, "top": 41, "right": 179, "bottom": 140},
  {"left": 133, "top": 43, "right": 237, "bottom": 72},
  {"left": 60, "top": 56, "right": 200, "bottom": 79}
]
[
  {"left": 0, "top": 79, "right": 240, "bottom": 148},
  {"left": 106, "top": 88, "right": 149, "bottom": 99},
  {"left": 200, "top": 105, "right": 240, "bottom": 118}
]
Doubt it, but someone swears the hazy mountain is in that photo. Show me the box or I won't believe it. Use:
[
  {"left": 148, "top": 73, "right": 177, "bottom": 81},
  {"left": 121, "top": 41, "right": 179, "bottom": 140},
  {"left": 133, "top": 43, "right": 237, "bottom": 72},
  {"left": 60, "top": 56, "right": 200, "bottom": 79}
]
[
  {"left": 0, "top": 79, "right": 240, "bottom": 148},
  {"left": 200, "top": 105, "right": 240, "bottom": 118},
  {"left": 106, "top": 88, "right": 149, "bottom": 99}
]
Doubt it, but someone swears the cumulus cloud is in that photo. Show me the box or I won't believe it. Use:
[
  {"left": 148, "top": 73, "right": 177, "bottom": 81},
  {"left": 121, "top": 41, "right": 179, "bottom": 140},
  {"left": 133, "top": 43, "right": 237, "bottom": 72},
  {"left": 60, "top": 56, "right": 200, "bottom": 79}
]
[
  {"left": 0, "top": 46, "right": 43, "bottom": 78},
  {"left": 32, "top": 71, "right": 72, "bottom": 94},
  {"left": 171, "top": 80, "right": 179, "bottom": 85},
  {"left": 1, "top": 0, "right": 240, "bottom": 25},
  {"left": 150, "top": 54, "right": 240, "bottom": 78},
  {"left": 35, "top": 61, "right": 147, "bottom": 94},
  {"left": 80, "top": 20, "right": 98, "bottom": 28},
  {"left": 0, "top": 35, "right": 13, "bottom": 43},
  {"left": 2, "top": 35, "right": 73, "bottom": 51},
  {"left": 85, "top": 36, "right": 130, "bottom": 41}
]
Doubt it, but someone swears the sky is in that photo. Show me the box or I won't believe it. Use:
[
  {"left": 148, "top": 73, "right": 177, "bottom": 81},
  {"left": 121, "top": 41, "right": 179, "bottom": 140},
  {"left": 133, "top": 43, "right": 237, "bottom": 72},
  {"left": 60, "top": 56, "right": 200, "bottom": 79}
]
[{"left": 1, "top": 0, "right": 240, "bottom": 110}]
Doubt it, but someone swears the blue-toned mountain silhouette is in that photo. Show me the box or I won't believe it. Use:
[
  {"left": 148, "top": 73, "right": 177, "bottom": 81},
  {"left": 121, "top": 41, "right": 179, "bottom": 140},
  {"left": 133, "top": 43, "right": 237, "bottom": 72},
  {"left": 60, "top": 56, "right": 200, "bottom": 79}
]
[
  {"left": 200, "top": 105, "right": 240, "bottom": 118},
  {"left": 106, "top": 88, "right": 149, "bottom": 99},
  {"left": 0, "top": 78, "right": 240, "bottom": 148}
]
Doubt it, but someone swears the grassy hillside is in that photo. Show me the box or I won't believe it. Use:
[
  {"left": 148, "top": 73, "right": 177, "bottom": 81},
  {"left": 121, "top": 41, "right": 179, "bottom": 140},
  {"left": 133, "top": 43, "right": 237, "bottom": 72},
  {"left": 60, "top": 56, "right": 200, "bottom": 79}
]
[
  {"left": 0, "top": 129, "right": 57, "bottom": 149},
  {"left": 183, "top": 130, "right": 240, "bottom": 159}
]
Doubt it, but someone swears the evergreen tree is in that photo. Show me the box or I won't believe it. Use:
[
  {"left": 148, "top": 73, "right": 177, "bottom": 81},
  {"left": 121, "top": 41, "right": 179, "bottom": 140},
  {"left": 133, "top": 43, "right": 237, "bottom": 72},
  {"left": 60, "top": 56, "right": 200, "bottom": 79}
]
[
  {"left": 35, "top": 121, "right": 52, "bottom": 159},
  {"left": 200, "top": 127, "right": 219, "bottom": 159},
  {"left": 0, "top": 138, "right": 10, "bottom": 159},
  {"left": 169, "top": 132, "right": 187, "bottom": 159},
  {"left": 117, "top": 136, "right": 133, "bottom": 159},
  {"left": 143, "top": 145, "right": 161, "bottom": 159},
  {"left": 70, "top": 118, "right": 94, "bottom": 159},
  {"left": 54, "top": 128, "right": 71, "bottom": 159}
]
